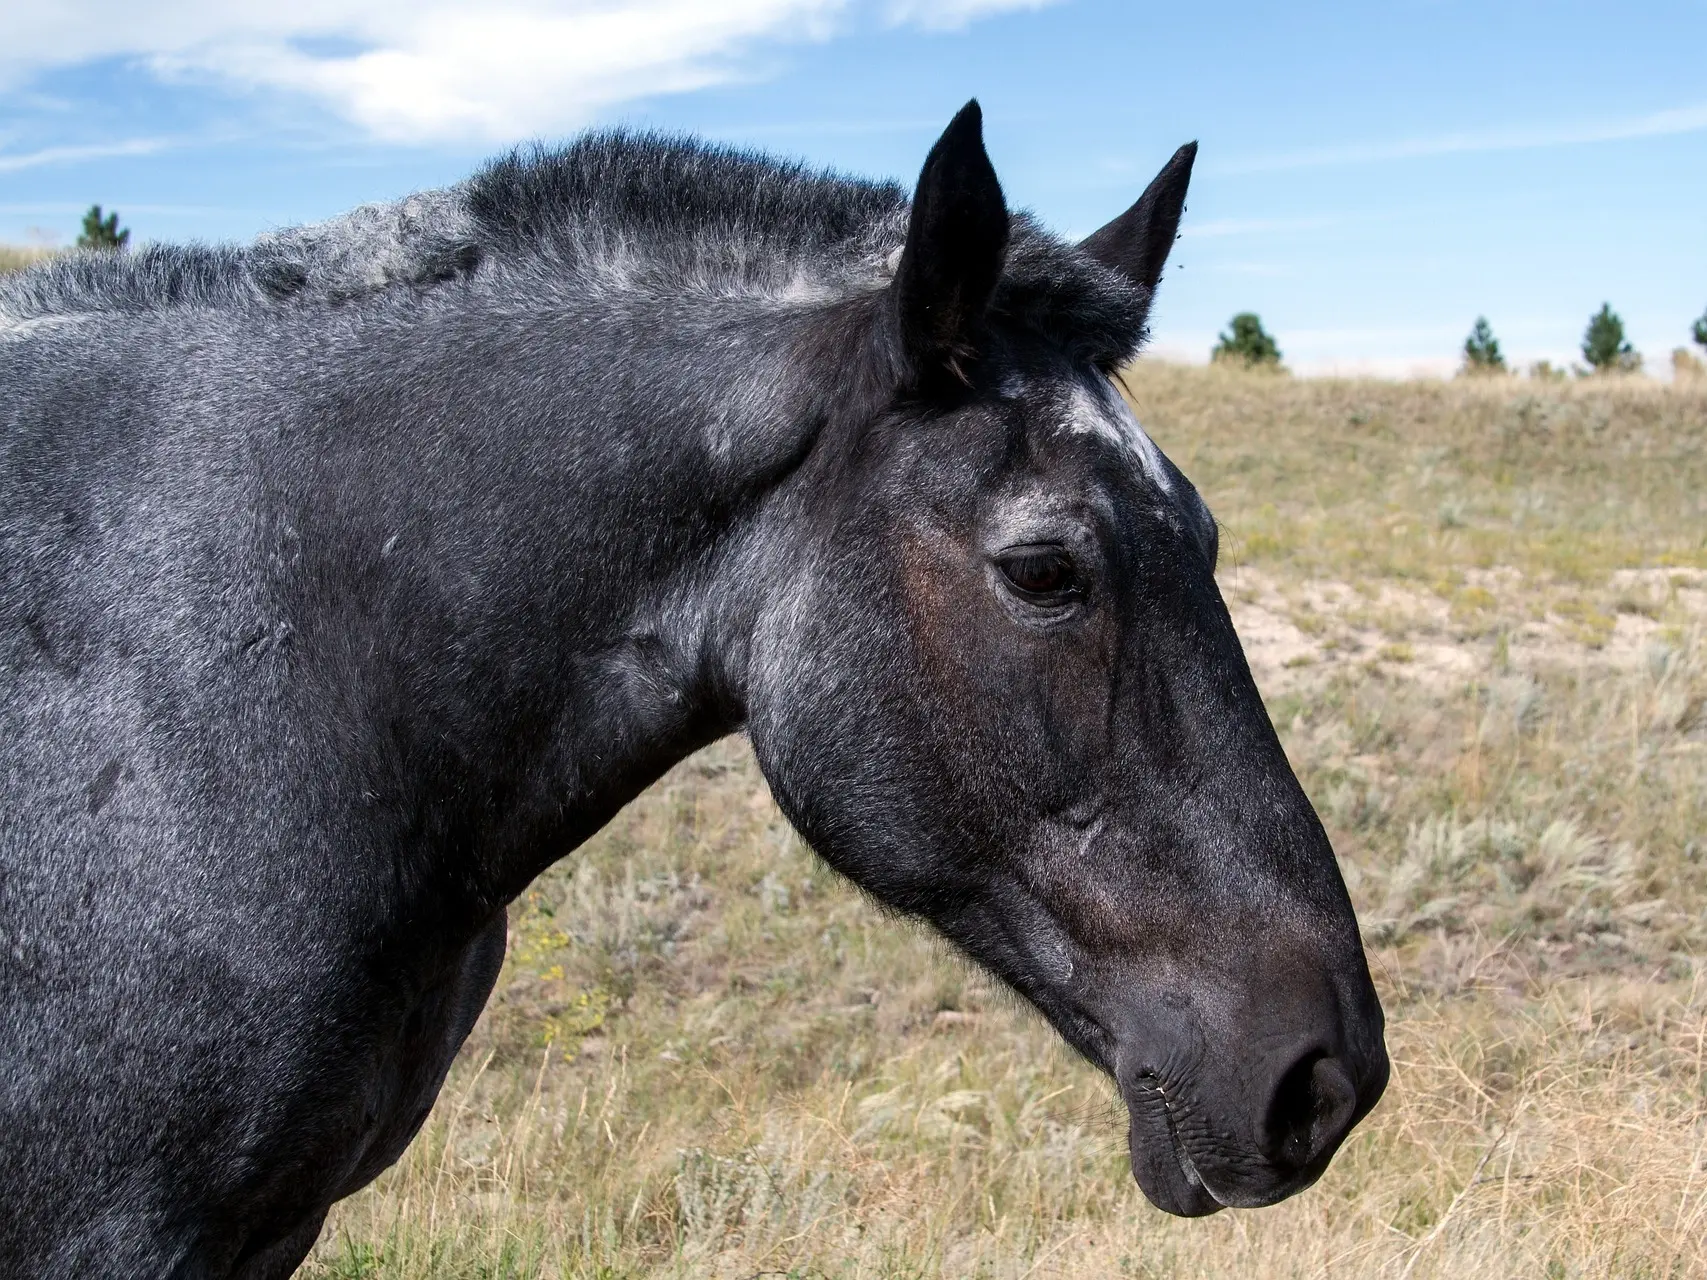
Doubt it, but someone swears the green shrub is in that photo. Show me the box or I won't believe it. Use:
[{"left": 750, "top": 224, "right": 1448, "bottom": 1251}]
[
  {"left": 77, "top": 204, "right": 130, "bottom": 252},
  {"left": 1461, "top": 316, "right": 1506, "bottom": 373},
  {"left": 1581, "top": 302, "right": 1639, "bottom": 373},
  {"left": 1211, "top": 312, "right": 1282, "bottom": 367},
  {"left": 1692, "top": 306, "right": 1707, "bottom": 352}
]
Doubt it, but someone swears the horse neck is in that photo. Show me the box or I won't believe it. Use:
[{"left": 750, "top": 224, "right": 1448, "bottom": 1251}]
[{"left": 311, "top": 285, "right": 867, "bottom": 903}]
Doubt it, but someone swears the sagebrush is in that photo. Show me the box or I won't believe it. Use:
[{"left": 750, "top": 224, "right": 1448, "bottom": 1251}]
[{"left": 294, "top": 363, "right": 1707, "bottom": 1279}]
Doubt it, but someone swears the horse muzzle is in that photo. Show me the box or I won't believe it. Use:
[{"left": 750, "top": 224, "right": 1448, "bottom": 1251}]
[{"left": 1118, "top": 1025, "right": 1388, "bottom": 1216}]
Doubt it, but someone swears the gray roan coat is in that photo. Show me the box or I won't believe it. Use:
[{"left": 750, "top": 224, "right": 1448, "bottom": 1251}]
[{"left": 0, "top": 103, "right": 1387, "bottom": 1276}]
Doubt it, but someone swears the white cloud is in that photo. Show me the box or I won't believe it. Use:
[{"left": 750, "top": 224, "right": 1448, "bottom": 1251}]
[
  {"left": 0, "top": 137, "right": 174, "bottom": 173},
  {"left": 1179, "top": 214, "right": 1344, "bottom": 240},
  {"left": 0, "top": 201, "right": 237, "bottom": 215},
  {"left": 1203, "top": 262, "right": 1295, "bottom": 278},
  {"left": 0, "top": 0, "right": 1057, "bottom": 145},
  {"left": 882, "top": 0, "right": 1057, "bottom": 31},
  {"left": 1220, "top": 102, "right": 1707, "bottom": 174}
]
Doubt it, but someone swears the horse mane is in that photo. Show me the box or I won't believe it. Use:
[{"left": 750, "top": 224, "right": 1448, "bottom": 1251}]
[{"left": 0, "top": 131, "right": 1150, "bottom": 364}]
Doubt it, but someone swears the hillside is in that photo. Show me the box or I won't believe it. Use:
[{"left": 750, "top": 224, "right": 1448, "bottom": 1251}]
[
  {"left": 0, "top": 245, "right": 55, "bottom": 275},
  {"left": 292, "top": 364, "right": 1707, "bottom": 1278},
  {"left": 2, "top": 268, "right": 1700, "bottom": 1276}
]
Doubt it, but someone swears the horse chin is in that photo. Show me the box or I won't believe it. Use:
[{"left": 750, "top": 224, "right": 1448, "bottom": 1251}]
[{"left": 1126, "top": 1102, "right": 1224, "bottom": 1218}]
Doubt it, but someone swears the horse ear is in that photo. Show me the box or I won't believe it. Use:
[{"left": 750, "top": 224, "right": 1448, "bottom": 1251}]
[
  {"left": 893, "top": 100, "right": 1009, "bottom": 386},
  {"left": 1079, "top": 141, "right": 1197, "bottom": 295}
]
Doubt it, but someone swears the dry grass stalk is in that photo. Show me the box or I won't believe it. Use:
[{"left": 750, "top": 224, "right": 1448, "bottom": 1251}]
[
  {"left": 0, "top": 244, "right": 56, "bottom": 275},
  {"left": 278, "top": 363, "right": 1704, "bottom": 1277}
]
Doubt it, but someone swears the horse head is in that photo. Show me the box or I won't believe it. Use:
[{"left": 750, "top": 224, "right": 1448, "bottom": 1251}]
[{"left": 745, "top": 103, "right": 1388, "bottom": 1216}]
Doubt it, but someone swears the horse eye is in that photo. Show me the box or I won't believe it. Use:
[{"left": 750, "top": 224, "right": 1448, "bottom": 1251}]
[{"left": 996, "top": 548, "right": 1078, "bottom": 601}]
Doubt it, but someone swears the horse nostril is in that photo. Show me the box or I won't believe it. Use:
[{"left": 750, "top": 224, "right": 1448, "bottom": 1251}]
[{"left": 1264, "top": 1052, "right": 1359, "bottom": 1172}]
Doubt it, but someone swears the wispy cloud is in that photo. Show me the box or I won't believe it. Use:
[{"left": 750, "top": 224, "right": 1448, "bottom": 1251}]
[
  {"left": 707, "top": 116, "right": 950, "bottom": 139},
  {"left": 1219, "top": 102, "right": 1707, "bottom": 174},
  {"left": 1203, "top": 262, "right": 1294, "bottom": 278},
  {"left": 882, "top": 0, "right": 1056, "bottom": 30},
  {"left": 1, "top": 1, "right": 1056, "bottom": 145},
  {"left": 0, "top": 200, "right": 242, "bottom": 215},
  {"left": 1280, "top": 323, "right": 1470, "bottom": 345},
  {"left": 1180, "top": 214, "right": 1343, "bottom": 239},
  {"left": 0, "top": 137, "right": 175, "bottom": 173}
]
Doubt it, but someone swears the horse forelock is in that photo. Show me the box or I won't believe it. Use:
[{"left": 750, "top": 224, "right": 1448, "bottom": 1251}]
[{"left": 0, "top": 131, "right": 1151, "bottom": 365}]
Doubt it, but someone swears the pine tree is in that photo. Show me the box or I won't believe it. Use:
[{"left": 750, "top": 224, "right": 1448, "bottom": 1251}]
[
  {"left": 1581, "top": 303, "right": 1638, "bottom": 373},
  {"left": 77, "top": 205, "right": 130, "bottom": 252},
  {"left": 1692, "top": 306, "right": 1707, "bottom": 352},
  {"left": 1461, "top": 316, "right": 1505, "bottom": 374},
  {"left": 1211, "top": 313, "right": 1281, "bottom": 367}
]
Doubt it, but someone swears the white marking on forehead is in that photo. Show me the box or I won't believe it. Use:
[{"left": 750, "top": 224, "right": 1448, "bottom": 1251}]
[{"left": 1063, "top": 379, "right": 1173, "bottom": 494}]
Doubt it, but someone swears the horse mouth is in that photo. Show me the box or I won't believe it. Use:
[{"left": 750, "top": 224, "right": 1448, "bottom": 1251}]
[{"left": 1125, "top": 1077, "right": 1223, "bottom": 1217}]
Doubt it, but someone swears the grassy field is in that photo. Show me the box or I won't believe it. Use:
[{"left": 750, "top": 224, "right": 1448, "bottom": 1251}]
[
  {"left": 2, "top": 239, "right": 1698, "bottom": 1277},
  {"left": 0, "top": 244, "right": 56, "bottom": 275},
  {"left": 280, "top": 364, "right": 1707, "bottom": 1279}
]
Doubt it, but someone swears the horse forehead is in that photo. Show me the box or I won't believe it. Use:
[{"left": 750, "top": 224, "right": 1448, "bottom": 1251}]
[{"left": 1053, "top": 379, "right": 1175, "bottom": 497}]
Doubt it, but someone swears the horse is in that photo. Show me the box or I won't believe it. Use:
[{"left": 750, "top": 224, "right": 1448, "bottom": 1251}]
[{"left": 0, "top": 101, "right": 1387, "bottom": 1276}]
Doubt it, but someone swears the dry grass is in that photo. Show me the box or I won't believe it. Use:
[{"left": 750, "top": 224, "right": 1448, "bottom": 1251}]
[
  {"left": 278, "top": 364, "right": 1706, "bottom": 1276},
  {"left": 0, "top": 244, "right": 56, "bottom": 275}
]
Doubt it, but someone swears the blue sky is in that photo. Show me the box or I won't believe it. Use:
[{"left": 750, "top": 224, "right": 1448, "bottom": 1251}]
[{"left": 3, "top": 0, "right": 1704, "bottom": 374}]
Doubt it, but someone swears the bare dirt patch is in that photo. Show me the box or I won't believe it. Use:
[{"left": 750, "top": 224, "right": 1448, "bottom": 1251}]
[
  {"left": 1222, "top": 565, "right": 1478, "bottom": 695},
  {"left": 1225, "top": 560, "right": 1707, "bottom": 701},
  {"left": 307, "top": 365, "right": 1707, "bottom": 1280}
]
